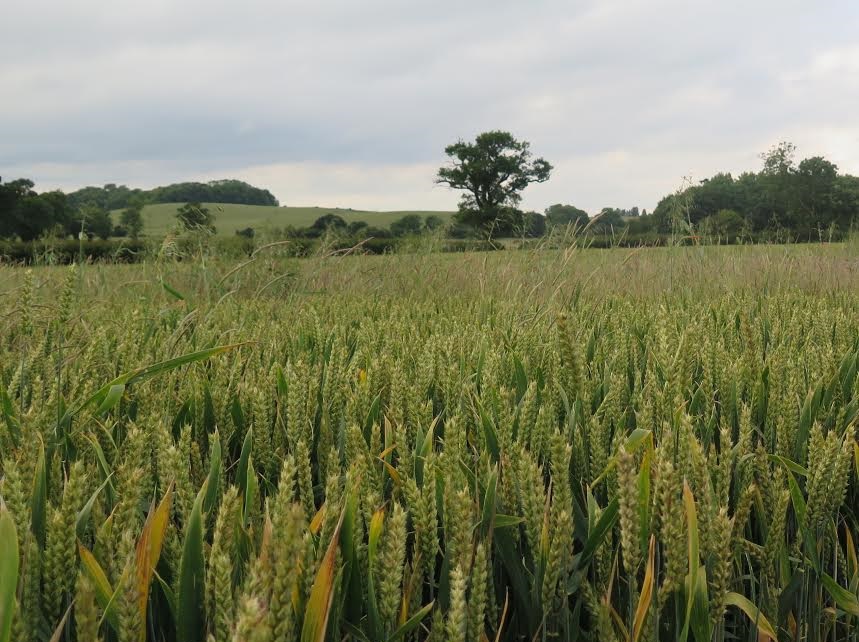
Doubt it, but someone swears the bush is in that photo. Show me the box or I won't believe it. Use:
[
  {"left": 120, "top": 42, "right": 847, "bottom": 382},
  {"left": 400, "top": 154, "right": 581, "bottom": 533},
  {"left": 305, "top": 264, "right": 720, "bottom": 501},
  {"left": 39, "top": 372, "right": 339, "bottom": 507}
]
[
  {"left": 390, "top": 214, "right": 424, "bottom": 237},
  {"left": 0, "top": 239, "right": 148, "bottom": 264}
]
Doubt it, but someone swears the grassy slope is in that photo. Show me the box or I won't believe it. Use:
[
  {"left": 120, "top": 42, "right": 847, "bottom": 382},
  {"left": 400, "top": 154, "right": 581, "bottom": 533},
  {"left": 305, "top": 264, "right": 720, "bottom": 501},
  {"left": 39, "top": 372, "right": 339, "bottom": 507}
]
[{"left": 114, "top": 203, "right": 456, "bottom": 236}]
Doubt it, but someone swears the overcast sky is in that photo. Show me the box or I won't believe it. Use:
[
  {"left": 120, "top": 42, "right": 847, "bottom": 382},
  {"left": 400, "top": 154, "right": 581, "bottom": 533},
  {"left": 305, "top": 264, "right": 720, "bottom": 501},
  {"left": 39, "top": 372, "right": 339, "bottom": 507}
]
[{"left": 2, "top": 0, "right": 858, "bottom": 214}]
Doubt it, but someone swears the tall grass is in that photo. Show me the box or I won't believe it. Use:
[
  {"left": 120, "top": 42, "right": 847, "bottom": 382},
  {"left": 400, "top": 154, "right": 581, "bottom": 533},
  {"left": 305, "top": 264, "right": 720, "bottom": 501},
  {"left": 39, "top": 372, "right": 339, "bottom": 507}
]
[{"left": 0, "top": 243, "right": 857, "bottom": 641}]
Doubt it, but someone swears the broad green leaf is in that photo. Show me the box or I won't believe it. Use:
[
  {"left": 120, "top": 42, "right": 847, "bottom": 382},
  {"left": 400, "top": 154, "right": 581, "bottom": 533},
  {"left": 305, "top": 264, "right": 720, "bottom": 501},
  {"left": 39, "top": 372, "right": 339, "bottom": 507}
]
[
  {"left": 0, "top": 511, "right": 19, "bottom": 642},
  {"left": 76, "top": 474, "right": 113, "bottom": 539},
  {"left": 592, "top": 429, "right": 652, "bottom": 486},
  {"left": 494, "top": 514, "right": 525, "bottom": 529},
  {"left": 230, "top": 396, "right": 245, "bottom": 433},
  {"left": 243, "top": 456, "right": 259, "bottom": 527},
  {"left": 821, "top": 573, "right": 859, "bottom": 616},
  {"left": 414, "top": 416, "right": 438, "bottom": 484},
  {"left": 784, "top": 470, "right": 807, "bottom": 523},
  {"left": 0, "top": 387, "right": 20, "bottom": 448},
  {"left": 236, "top": 428, "right": 253, "bottom": 501},
  {"left": 342, "top": 622, "right": 371, "bottom": 642},
  {"left": 160, "top": 278, "right": 186, "bottom": 301},
  {"left": 680, "top": 481, "right": 699, "bottom": 642},
  {"left": 480, "top": 465, "right": 498, "bottom": 538},
  {"left": 476, "top": 397, "right": 500, "bottom": 461},
  {"left": 724, "top": 592, "right": 777, "bottom": 641},
  {"left": 637, "top": 448, "right": 652, "bottom": 556},
  {"left": 769, "top": 454, "right": 809, "bottom": 478},
  {"left": 31, "top": 440, "right": 47, "bottom": 548},
  {"left": 78, "top": 544, "right": 119, "bottom": 631},
  {"left": 94, "top": 383, "right": 125, "bottom": 416},
  {"left": 202, "top": 384, "right": 217, "bottom": 434},
  {"left": 493, "top": 527, "right": 536, "bottom": 632},
  {"left": 366, "top": 509, "right": 385, "bottom": 641},
  {"left": 689, "top": 566, "right": 711, "bottom": 642},
  {"left": 339, "top": 488, "right": 362, "bottom": 626},
  {"left": 854, "top": 442, "right": 859, "bottom": 481},
  {"left": 202, "top": 432, "right": 221, "bottom": 515},
  {"left": 512, "top": 354, "right": 528, "bottom": 401},
  {"left": 84, "top": 433, "right": 116, "bottom": 507},
  {"left": 837, "top": 349, "right": 858, "bottom": 401},
  {"left": 846, "top": 528, "right": 858, "bottom": 580},
  {"left": 177, "top": 485, "right": 206, "bottom": 642},
  {"left": 579, "top": 498, "right": 618, "bottom": 568},
  {"left": 389, "top": 601, "right": 435, "bottom": 641},
  {"left": 363, "top": 393, "right": 382, "bottom": 442},
  {"left": 796, "top": 383, "right": 822, "bottom": 463},
  {"left": 784, "top": 469, "right": 820, "bottom": 573},
  {"left": 153, "top": 570, "right": 177, "bottom": 623},
  {"left": 62, "top": 343, "right": 246, "bottom": 424}
]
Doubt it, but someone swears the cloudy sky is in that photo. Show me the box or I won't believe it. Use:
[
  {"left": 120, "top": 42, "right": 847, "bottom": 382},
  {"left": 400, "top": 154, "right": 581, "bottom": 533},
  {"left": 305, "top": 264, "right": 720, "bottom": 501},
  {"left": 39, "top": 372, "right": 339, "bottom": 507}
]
[{"left": 2, "top": 0, "right": 858, "bottom": 213}]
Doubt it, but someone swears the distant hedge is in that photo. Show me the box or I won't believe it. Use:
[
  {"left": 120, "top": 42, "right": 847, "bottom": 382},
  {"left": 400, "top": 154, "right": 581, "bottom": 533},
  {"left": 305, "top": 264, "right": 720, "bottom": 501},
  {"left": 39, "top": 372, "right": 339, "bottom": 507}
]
[
  {"left": 0, "top": 239, "right": 149, "bottom": 264},
  {"left": 0, "top": 236, "right": 508, "bottom": 264},
  {"left": 3, "top": 231, "right": 850, "bottom": 264}
]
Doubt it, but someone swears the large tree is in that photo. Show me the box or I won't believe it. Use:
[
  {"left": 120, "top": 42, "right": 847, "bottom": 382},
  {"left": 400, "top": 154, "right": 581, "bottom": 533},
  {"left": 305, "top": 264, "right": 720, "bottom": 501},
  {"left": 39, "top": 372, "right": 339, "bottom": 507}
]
[
  {"left": 545, "top": 203, "right": 590, "bottom": 228},
  {"left": 81, "top": 205, "right": 113, "bottom": 240},
  {"left": 436, "top": 131, "right": 552, "bottom": 235},
  {"left": 390, "top": 214, "right": 424, "bottom": 237},
  {"left": 591, "top": 207, "right": 625, "bottom": 233},
  {"left": 120, "top": 198, "right": 145, "bottom": 239},
  {"left": 0, "top": 178, "right": 75, "bottom": 240}
]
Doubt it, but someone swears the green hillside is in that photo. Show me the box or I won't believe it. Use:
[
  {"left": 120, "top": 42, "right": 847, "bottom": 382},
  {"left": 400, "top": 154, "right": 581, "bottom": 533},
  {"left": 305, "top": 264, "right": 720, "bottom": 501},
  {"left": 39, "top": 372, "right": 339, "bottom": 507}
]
[{"left": 112, "top": 203, "right": 456, "bottom": 236}]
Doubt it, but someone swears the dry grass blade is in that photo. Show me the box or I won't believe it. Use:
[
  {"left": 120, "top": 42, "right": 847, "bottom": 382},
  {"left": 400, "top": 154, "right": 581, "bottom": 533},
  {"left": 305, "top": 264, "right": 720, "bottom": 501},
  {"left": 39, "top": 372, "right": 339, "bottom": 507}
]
[
  {"left": 135, "top": 485, "right": 173, "bottom": 639},
  {"left": 632, "top": 535, "right": 656, "bottom": 642},
  {"left": 301, "top": 492, "right": 350, "bottom": 642},
  {"left": 48, "top": 601, "right": 74, "bottom": 642}
]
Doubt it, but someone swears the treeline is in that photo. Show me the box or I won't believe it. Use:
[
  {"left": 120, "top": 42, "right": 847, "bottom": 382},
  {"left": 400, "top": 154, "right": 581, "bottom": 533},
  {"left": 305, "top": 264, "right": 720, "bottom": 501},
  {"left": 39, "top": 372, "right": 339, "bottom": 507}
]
[
  {"left": 0, "top": 179, "right": 79, "bottom": 241},
  {"left": 640, "top": 143, "right": 859, "bottom": 240},
  {"left": 438, "top": 134, "right": 858, "bottom": 241},
  {"left": 253, "top": 212, "right": 448, "bottom": 240},
  {"left": 4, "top": 141, "right": 857, "bottom": 246},
  {"left": 0, "top": 178, "right": 150, "bottom": 241},
  {"left": 0, "top": 235, "right": 503, "bottom": 264},
  {"left": 0, "top": 178, "right": 279, "bottom": 241},
  {"left": 515, "top": 145, "right": 858, "bottom": 242},
  {"left": 67, "top": 179, "right": 279, "bottom": 210}
]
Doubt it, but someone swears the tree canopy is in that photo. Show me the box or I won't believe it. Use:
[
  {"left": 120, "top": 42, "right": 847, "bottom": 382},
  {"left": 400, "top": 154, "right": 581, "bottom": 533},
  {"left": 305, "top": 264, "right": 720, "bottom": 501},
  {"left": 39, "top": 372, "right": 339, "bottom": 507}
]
[
  {"left": 0, "top": 177, "right": 277, "bottom": 241},
  {"left": 591, "top": 208, "right": 625, "bottom": 233},
  {"left": 436, "top": 131, "right": 552, "bottom": 235},
  {"left": 67, "top": 179, "right": 278, "bottom": 210},
  {"left": 424, "top": 215, "right": 445, "bottom": 231},
  {"left": 176, "top": 202, "right": 216, "bottom": 232},
  {"left": 0, "top": 178, "right": 74, "bottom": 241},
  {"left": 390, "top": 214, "right": 424, "bottom": 237},
  {"left": 649, "top": 143, "right": 859, "bottom": 239},
  {"left": 119, "top": 199, "right": 144, "bottom": 239},
  {"left": 2, "top": 141, "right": 856, "bottom": 246},
  {"left": 545, "top": 204, "right": 590, "bottom": 228}
]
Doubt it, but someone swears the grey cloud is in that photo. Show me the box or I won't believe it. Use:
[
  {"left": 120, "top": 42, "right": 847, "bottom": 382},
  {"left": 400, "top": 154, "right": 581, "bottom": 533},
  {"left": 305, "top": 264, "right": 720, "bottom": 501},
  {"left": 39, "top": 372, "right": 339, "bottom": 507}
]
[{"left": 2, "top": 0, "right": 858, "bottom": 211}]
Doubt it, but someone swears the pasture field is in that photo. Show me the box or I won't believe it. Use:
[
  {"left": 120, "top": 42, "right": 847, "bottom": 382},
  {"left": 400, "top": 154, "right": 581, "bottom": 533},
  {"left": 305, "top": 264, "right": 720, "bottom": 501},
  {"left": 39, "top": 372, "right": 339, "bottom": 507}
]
[
  {"left": 110, "top": 202, "right": 456, "bottom": 235},
  {"left": 0, "top": 243, "right": 858, "bottom": 642}
]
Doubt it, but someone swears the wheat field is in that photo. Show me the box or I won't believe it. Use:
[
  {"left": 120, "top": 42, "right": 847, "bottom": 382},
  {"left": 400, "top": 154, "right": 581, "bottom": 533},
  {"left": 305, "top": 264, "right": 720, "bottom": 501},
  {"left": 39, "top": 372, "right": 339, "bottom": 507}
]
[{"left": 0, "top": 243, "right": 857, "bottom": 642}]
